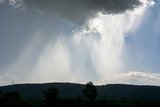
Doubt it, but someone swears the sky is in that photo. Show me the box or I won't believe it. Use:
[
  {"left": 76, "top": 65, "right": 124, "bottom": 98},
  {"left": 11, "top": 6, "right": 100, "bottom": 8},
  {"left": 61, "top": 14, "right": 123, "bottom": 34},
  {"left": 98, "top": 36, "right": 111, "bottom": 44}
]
[{"left": 0, "top": 0, "right": 160, "bottom": 86}]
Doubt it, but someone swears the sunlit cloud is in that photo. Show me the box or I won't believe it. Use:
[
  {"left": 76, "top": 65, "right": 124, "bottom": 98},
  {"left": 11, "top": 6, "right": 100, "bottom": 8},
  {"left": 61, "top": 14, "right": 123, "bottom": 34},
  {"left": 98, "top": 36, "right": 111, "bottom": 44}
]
[
  {"left": 100, "top": 71, "right": 160, "bottom": 86},
  {"left": 0, "top": 0, "right": 24, "bottom": 8}
]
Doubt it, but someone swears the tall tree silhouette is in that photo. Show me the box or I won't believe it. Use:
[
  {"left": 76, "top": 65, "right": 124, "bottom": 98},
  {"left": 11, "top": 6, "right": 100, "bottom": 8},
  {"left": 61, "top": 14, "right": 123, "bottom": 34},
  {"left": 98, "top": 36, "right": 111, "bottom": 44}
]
[
  {"left": 83, "top": 81, "right": 97, "bottom": 106},
  {"left": 43, "top": 87, "right": 59, "bottom": 107}
]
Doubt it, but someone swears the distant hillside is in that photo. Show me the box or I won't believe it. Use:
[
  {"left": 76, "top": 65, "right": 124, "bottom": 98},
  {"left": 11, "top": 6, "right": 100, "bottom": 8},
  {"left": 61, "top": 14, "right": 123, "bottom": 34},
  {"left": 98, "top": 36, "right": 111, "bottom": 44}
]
[{"left": 0, "top": 83, "right": 160, "bottom": 100}]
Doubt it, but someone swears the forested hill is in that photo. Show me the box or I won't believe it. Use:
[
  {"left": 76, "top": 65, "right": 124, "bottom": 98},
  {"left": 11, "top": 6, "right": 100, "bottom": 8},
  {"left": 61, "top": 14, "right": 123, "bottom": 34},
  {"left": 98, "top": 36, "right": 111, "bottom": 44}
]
[{"left": 0, "top": 83, "right": 160, "bottom": 100}]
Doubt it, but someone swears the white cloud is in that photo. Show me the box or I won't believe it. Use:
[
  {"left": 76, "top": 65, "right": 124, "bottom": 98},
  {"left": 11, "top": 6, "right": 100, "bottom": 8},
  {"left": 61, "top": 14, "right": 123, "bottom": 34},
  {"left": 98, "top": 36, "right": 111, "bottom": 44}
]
[
  {"left": 9, "top": 0, "right": 24, "bottom": 8},
  {"left": 100, "top": 71, "right": 160, "bottom": 86},
  {"left": 0, "top": 0, "right": 24, "bottom": 8},
  {"left": 1, "top": 71, "right": 160, "bottom": 86}
]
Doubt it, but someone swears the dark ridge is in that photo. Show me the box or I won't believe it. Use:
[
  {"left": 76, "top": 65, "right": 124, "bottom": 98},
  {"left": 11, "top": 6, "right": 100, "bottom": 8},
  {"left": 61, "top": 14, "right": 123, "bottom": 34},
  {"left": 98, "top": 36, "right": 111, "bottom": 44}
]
[{"left": 0, "top": 83, "right": 160, "bottom": 100}]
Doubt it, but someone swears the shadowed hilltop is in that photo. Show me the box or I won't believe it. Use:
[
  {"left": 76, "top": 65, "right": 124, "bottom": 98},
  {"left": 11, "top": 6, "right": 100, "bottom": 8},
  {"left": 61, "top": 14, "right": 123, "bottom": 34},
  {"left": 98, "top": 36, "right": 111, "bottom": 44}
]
[{"left": 0, "top": 82, "right": 160, "bottom": 107}]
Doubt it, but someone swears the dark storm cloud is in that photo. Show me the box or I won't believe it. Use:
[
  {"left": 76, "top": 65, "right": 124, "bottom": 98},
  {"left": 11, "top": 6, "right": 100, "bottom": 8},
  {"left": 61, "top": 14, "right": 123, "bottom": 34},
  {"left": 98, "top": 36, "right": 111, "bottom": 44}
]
[{"left": 22, "top": 0, "right": 141, "bottom": 24}]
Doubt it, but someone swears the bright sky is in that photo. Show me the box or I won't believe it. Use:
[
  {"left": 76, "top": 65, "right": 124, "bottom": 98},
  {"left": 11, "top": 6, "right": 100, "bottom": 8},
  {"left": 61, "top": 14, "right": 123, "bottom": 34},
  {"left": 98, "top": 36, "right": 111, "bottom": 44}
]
[{"left": 0, "top": 0, "right": 160, "bottom": 86}]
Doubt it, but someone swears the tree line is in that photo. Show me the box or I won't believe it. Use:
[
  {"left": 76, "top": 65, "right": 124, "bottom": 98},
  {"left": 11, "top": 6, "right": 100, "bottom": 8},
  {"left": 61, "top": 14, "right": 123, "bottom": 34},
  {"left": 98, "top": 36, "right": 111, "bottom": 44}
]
[
  {"left": 1, "top": 82, "right": 160, "bottom": 107},
  {"left": 0, "top": 81, "right": 97, "bottom": 107}
]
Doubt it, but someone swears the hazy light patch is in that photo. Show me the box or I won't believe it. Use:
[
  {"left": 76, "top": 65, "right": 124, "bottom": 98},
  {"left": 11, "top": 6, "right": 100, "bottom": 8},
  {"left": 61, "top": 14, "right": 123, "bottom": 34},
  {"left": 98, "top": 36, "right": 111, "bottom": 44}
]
[
  {"left": 88, "top": 13, "right": 144, "bottom": 79},
  {"left": 5, "top": 32, "right": 45, "bottom": 82},
  {"left": 124, "top": 0, "right": 160, "bottom": 72},
  {"left": 1, "top": 3, "right": 152, "bottom": 85},
  {"left": 29, "top": 36, "right": 72, "bottom": 82},
  {"left": 130, "top": 0, "right": 155, "bottom": 14},
  {"left": 0, "top": 74, "right": 21, "bottom": 86},
  {"left": 2, "top": 71, "right": 160, "bottom": 86},
  {"left": 100, "top": 71, "right": 160, "bottom": 86}
]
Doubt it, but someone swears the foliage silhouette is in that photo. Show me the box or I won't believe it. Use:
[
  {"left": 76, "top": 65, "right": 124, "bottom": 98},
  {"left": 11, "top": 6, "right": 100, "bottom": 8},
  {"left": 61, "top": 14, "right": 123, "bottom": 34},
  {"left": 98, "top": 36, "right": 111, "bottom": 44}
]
[
  {"left": 83, "top": 81, "right": 97, "bottom": 106},
  {"left": 43, "top": 87, "right": 59, "bottom": 107},
  {"left": 0, "top": 91, "right": 26, "bottom": 107},
  {"left": 1, "top": 83, "right": 160, "bottom": 107}
]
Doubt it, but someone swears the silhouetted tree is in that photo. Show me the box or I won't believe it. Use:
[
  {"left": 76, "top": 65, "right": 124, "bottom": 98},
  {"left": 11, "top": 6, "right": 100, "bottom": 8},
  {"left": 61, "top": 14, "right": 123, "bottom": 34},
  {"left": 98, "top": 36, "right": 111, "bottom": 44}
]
[
  {"left": 83, "top": 81, "right": 97, "bottom": 106},
  {"left": 43, "top": 87, "right": 59, "bottom": 107},
  {"left": 0, "top": 91, "right": 25, "bottom": 107}
]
